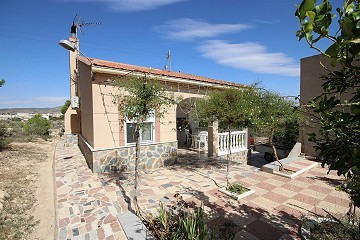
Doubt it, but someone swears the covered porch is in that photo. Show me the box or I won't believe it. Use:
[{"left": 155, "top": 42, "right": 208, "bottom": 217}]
[{"left": 176, "top": 97, "right": 249, "bottom": 162}]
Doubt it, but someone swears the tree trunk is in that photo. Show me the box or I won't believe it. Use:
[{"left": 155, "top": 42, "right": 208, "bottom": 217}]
[
  {"left": 226, "top": 125, "right": 232, "bottom": 187},
  {"left": 269, "top": 128, "right": 284, "bottom": 171},
  {"left": 134, "top": 124, "right": 141, "bottom": 216}
]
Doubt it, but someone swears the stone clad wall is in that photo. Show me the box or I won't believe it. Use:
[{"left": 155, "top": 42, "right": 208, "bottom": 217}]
[
  {"left": 78, "top": 135, "right": 94, "bottom": 170},
  {"left": 87, "top": 141, "right": 178, "bottom": 173},
  {"left": 217, "top": 149, "right": 249, "bottom": 165}
]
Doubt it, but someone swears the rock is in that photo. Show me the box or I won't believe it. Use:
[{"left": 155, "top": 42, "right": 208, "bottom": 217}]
[{"left": 4, "top": 192, "right": 10, "bottom": 199}]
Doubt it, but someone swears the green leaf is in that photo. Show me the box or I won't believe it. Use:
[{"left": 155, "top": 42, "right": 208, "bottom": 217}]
[
  {"left": 306, "top": 10, "right": 316, "bottom": 23},
  {"left": 298, "top": 0, "right": 315, "bottom": 20},
  {"left": 325, "top": 42, "right": 338, "bottom": 57},
  {"left": 315, "top": 0, "right": 332, "bottom": 15},
  {"left": 304, "top": 22, "right": 314, "bottom": 33},
  {"left": 341, "top": 17, "right": 354, "bottom": 39},
  {"left": 351, "top": 104, "right": 360, "bottom": 114},
  {"left": 345, "top": 0, "right": 354, "bottom": 14},
  {"left": 352, "top": 11, "right": 360, "bottom": 21}
]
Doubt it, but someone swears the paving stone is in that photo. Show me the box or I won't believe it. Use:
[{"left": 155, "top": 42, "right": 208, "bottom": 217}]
[
  {"left": 59, "top": 228, "right": 67, "bottom": 240},
  {"left": 117, "top": 211, "right": 155, "bottom": 240},
  {"left": 72, "top": 228, "right": 79, "bottom": 236},
  {"left": 55, "top": 137, "right": 351, "bottom": 240},
  {"left": 246, "top": 219, "right": 284, "bottom": 240}
]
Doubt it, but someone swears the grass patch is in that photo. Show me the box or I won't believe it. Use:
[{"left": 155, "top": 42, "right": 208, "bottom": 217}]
[{"left": 226, "top": 183, "right": 249, "bottom": 195}]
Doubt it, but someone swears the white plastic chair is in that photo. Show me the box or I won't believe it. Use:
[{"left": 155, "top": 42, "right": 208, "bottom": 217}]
[{"left": 197, "top": 131, "right": 208, "bottom": 151}]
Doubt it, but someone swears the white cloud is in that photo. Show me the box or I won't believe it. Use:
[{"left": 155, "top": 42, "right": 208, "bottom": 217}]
[
  {"left": 197, "top": 40, "right": 299, "bottom": 77},
  {"left": 61, "top": 0, "right": 187, "bottom": 12},
  {"left": 33, "top": 96, "right": 68, "bottom": 104},
  {"left": 0, "top": 96, "right": 68, "bottom": 108},
  {"left": 156, "top": 18, "right": 251, "bottom": 40},
  {"left": 110, "top": 0, "right": 187, "bottom": 11}
]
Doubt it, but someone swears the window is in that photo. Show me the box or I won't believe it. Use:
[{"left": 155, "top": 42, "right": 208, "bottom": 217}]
[{"left": 125, "top": 116, "right": 155, "bottom": 145}]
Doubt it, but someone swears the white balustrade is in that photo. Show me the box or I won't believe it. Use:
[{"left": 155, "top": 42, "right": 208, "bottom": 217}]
[{"left": 218, "top": 130, "right": 246, "bottom": 156}]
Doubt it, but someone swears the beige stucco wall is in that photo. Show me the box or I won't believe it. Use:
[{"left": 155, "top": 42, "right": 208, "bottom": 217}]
[
  {"left": 64, "top": 38, "right": 80, "bottom": 134},
  {"left": 91, "top": 74, "right": 120, "bottom": 149},
  {"left": 78, "top": 61, "right": 94, "bottom": 146},
  {"left": 300, "top": 54, "right": 352, "bottom": 157},
  {"left": 82, "top": 73, "right": 208, "bottom": 149},
  {"left": 300, "top": 55, "right": 325, "bottom": 156},
  {"left": 64, "top": 108, "right": 80, "bottom": 134},
  {"left": 160, "top": 103, "right": 177, "bottom": 142},
  {"left": 161, "top": 92, "right": 205, "bottom": 143}
]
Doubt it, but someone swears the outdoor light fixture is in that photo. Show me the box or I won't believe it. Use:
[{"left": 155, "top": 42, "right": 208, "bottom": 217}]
[
  {"left": 59, "top": 39, "right": 76, "bottom": 52},
  {"left": 58, "top": 39, "right": 92, "bottom": 66},
  {"left": 58, "top": 38, "right": 94, "bottom": 110}
]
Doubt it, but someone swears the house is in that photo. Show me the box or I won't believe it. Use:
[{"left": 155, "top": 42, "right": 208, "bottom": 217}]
[
  {"left": 300, "top": 54, "right": 353, "bottom": 157},
  {"left": 62, "top": 36, "right": 250, "bottom": 173}
]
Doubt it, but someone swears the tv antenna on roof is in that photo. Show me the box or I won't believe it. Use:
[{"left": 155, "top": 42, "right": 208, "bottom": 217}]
[
  {"left": 70, "top": 14, "right": 101, "bottom": 38},
  {"left": 164, "top": 50, "right": 171, "bottom": 71}
]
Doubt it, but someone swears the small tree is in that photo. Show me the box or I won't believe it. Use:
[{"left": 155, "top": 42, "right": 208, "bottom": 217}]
[
  {"left": 196, "top": 86, "right": 260, "bottom": 186},
  {"left": 61, "top": 99, "right": 71, "bottom": 115},
  {"left": 295, "top": 0, "right": 360, "bottom": 208},
  {"left": 255, "top": 90, "right": 299, "bottom": 170},
  {"left": 23, "top": 114, "right": 51, "bottom": 137},
  {"left": 0, "top": 79, "right": 5, "bottom": 88},
  {"left": 113, "top": 75, "right": 174, "bottom": 216}
]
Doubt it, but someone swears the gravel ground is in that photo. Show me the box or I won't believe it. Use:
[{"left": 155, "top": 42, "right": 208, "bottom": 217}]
[{"left": 0, "top": 139, "right": 57, "bottom": 240}]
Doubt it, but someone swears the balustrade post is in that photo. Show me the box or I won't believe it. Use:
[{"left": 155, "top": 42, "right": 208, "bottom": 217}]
[
  {"left": 208, "top": 120, "right": 218, "bottom": 157},
  {"left": 245, "top": 128, "right": 249, "bottom": 149}
]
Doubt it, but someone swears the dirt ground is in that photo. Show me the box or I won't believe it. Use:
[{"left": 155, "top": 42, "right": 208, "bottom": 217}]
[{"left": 0, "top": 139, "right": 58, "bottom": 240}]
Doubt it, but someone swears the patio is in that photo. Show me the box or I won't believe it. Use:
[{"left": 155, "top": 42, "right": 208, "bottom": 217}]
[{"left": 56, "top": 139, "right": 351, "bottom": 240}]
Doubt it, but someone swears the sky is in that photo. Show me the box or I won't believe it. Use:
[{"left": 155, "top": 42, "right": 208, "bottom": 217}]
[{"left": 0, "top": 0, "right": 326, "bottom": 108}]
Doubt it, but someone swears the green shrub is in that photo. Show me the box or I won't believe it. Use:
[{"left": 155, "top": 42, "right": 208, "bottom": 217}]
[
  {"left": 309, "top": 218, "right": 360, "bottom": 240},
  {"left": 0, "top": 121, "right": 10, "bottom": 150},
  {"left": 61, "top": 99, "right": 71, "bottom": 115},
  {"left": 23, "top": 114, "right": 51, "bottom": 138},
  {"left": 273, "top": 119, "right": 299, "bottom": 148}
]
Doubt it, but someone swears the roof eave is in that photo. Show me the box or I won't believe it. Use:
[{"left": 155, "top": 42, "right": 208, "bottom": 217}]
[{"left": 92, "top": 65, "right": 238, "bottom": 89}]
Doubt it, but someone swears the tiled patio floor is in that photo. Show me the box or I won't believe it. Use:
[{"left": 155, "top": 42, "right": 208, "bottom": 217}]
[
  {"left": 55, "top": 140, "right": 351, "bottom": 240},
  {"left": 55, "top": 140, "right": 127, "bottom": 240}
]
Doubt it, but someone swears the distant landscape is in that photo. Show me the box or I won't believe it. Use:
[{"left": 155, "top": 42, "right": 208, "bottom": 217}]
[{"left": 0, "top": 106, "right": 61, "bottom": 114}]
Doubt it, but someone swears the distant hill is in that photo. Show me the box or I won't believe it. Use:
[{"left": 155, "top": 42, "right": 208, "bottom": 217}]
[{"left": 0, "top": 106, "right": 62, "bottom": 114}]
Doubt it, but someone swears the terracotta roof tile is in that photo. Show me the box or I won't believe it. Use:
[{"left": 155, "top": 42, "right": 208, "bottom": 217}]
[{"left": 87, "top": 57, "right": 245, "bottom": 87}]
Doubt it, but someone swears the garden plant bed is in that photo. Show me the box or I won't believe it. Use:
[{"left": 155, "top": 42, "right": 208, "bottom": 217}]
[
  {"left": 273, "top": 162, "right": 319, "bottom": 179},
  {"left": 273, "top": 168, "right": 297, "bottom": 178},
  {"left": 262, "top": 156, "right": 319, "bottom": 179},
  {"left": 142, "top": 194, "right": 211, "bottom": 239},
  {"left": 300, "top": 216, "right": 360, "bottom": 240},
  {"left": 219, "top": 183, "right": 255, "bottom": 201}
]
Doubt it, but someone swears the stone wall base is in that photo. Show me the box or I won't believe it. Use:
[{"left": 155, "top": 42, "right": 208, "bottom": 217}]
[
  {"left": 78, "top": 135, "right": 178, "bottom": 173},
  {"left": 217, "top": 149, "right": 250, "bottom": 165}
]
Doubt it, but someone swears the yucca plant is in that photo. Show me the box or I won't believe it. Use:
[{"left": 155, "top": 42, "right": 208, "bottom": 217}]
[{"left": 145, "top": 195, "right": 212, "bottom": 240}]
